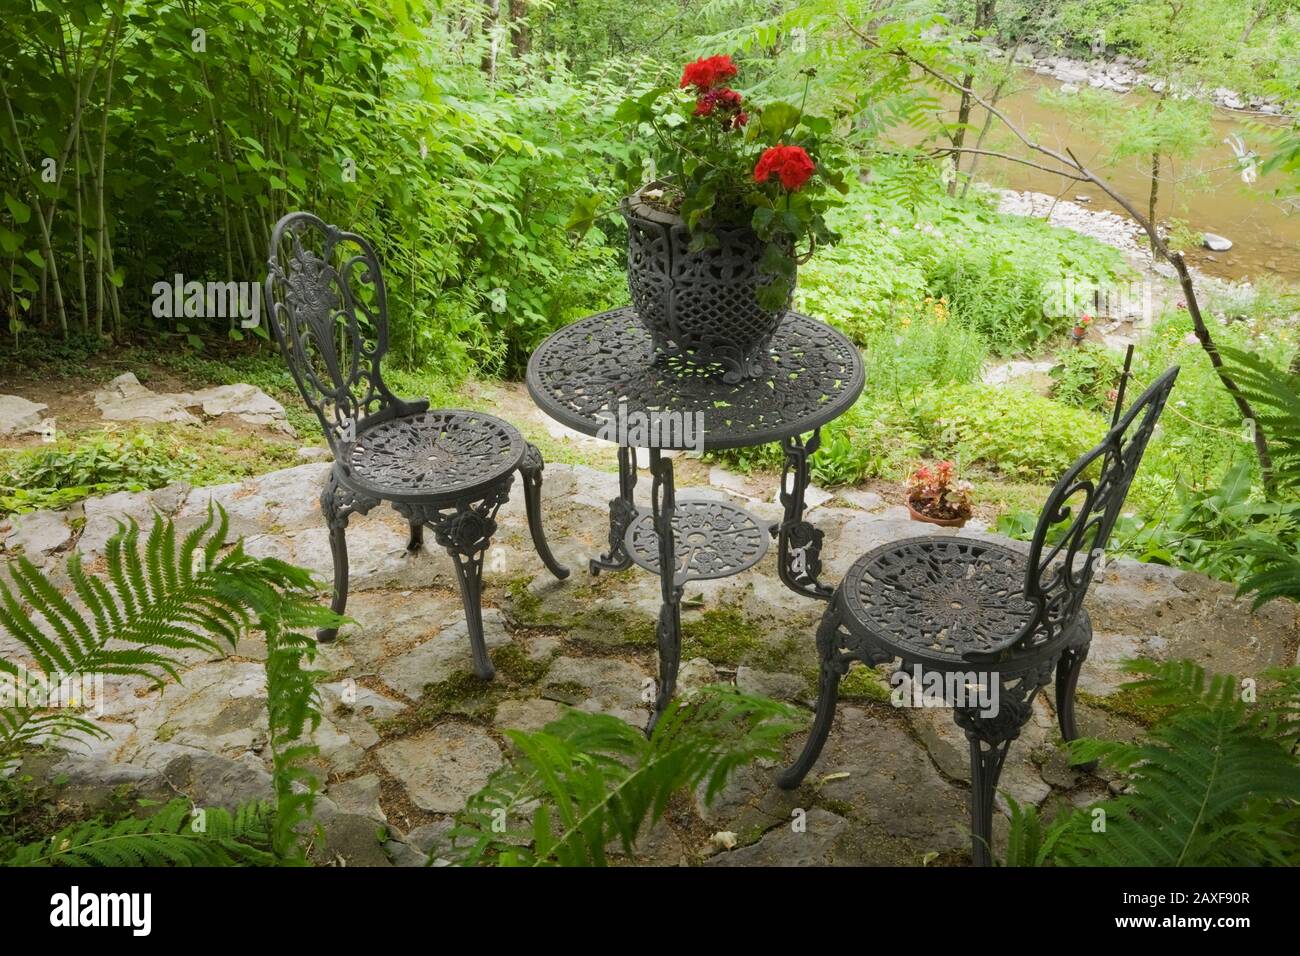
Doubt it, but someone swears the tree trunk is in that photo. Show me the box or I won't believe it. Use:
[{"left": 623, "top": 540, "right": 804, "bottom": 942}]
[
  {"left": 481, "top": 0, "right": 501, "bottom": 78},
  {"left": 509, "top": 0, "right": 530, "bottom": 57},
  {"left": 947, "top": 1, "right": 995, "bottom": 196},
  {"left": 1148, "top": 151, "right": 1160, "bottom": 254}
]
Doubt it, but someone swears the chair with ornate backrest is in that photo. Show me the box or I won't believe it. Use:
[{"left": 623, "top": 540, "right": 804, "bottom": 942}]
[
  {"left": 776, "top": 361, "right": 1179, "bottom": 865},
  {"left": 265, "top": 211, "right": 568, "bottom": 678}
]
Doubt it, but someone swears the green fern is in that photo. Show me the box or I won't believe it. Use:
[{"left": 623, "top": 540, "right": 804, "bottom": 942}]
[
  {"left": 1004, "top": 659, "right": 1300, "bottom": 867},
  {"left": 1220, "top": 345, "right": 1300, "bottom": 493},
  {"left": 451, "top": 686, "right": 800, "bottom": 866},
  {"left": 1, "top": 507, "right": 340, "bottom": 865},
  {"left": 6, "top": 799, "right": 278, "bottom": 866}
]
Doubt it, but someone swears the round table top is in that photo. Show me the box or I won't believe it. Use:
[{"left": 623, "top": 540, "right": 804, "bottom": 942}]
[{"left": 526, "top": 307, "right": 865, "bottom": 451}]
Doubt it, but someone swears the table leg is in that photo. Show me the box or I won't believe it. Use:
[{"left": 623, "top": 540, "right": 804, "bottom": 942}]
[
  {"left": 590, "top": 444, "right": 638, "bottom": 575},
  {"left": 647, "top": 447, "right": 683, "bottom": 734},
  {"left": 775, "top": 429, "right": 834, "bottom": 601}
]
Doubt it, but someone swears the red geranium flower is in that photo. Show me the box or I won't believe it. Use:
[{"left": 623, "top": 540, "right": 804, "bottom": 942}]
[
  {"left": 694, "top": 87, "right": 743, "bottom": 118},
  {"left": 680, "top": 54, "right": 738, "bottom": 91},
  {"left": 754, "top": 144, "right": 816, "bottom": 191}
]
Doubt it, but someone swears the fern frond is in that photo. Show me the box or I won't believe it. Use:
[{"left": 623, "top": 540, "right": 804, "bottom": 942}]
[
  {"left": 8, "top": 799, "right": 277, "bottom": 866},
  {"left": 452, "top": 686, "right": 799, "bottom": 867},
  {"left": 1031, "top": 660, "right": 1300, "bottom": 867}
]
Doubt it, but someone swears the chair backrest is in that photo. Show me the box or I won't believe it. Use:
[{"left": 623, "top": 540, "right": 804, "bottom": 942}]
[
  {"left": 264, "top": 212, "right": 399, "bottom": 452},
  {"left": 1019, "top": 365, "right": 1180, "bottom": 653}
]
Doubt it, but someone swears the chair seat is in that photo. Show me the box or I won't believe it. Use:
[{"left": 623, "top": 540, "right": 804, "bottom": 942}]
[
  {"left": 839, "top": 536, "right": 1045, "bottom": 666},
  {"left": 344, "top": 409, "right": 525, "bottom": 501}
]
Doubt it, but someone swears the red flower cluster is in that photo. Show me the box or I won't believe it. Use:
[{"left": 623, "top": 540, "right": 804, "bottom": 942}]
[
  {"left": 680, "top": 54, "right": 738, "bottom": 92},
  {"left": 754, "top": 144, "right": 816, "bottom": 191},
  {"left": 694, "top": 87, "right": 748, "bottom": 129}
]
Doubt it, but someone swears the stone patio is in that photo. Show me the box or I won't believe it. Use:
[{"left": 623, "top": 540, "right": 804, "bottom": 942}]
[{"left": 3, "top": 459, "right": 1297, "bottom": 866}]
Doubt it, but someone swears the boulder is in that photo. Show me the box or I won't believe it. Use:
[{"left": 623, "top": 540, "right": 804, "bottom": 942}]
[{"left": 0, "top": 394, "right": 49, "bottom": 435}]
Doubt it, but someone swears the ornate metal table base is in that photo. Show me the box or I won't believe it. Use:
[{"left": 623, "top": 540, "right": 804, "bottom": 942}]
[
  {"left": 626, "top": 499, "right": 770, "bottom": 580},
  {"left": 594, "top": 441, "right": 834, "bottom": 732},
  {"left": 527, "top": 307, "right": 866, "bottom": 732}
]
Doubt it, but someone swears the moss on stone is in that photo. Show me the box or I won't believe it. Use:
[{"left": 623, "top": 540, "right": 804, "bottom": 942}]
[
  {"left": 378, "top": 645, "right": 547, "bottom": 736},
  {"left": 1077, "top": 687, "right": 1174, "bottom": 728}
]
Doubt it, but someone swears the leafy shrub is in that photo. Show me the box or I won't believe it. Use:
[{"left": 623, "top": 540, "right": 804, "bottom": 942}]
[
  {"left": 1050, "top": 343, "right": 1123, "bottom": 412},
  {"left": 0, "top": 431, "right": 195, "bottom": 515},
  {"left": 908, "top": 383, "right": 1107, "bottom": 481},
  {"left": 796, "top": 170, "right": 1125, "bottom": 356}
]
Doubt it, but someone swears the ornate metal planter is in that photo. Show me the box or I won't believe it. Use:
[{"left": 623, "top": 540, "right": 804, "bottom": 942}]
[{"left": 622, "top": 183, "right": 793, "bottom": 383}]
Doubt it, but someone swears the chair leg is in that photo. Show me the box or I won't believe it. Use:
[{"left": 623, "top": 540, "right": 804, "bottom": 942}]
[
  {"left": 966, "top": 734, "right": 1013, "bottom": 867},
  {"left": 319, "top": 523, "right": 349, "bottom": 643},
  {"left": 957, "top": 689, "right": 1036, "bottom": 867},
  {"left": 519, "top": 443, "right": 569, "bottom": 581},
  {"left": 777, "top": 603, "right": 846, "bottom": 789},
  {"left": 317, "top": 471, "right": 377, "bottom": 643},
  {"left": 420, "top": 481, "right": 514, "bottom": 682},
  {"left": 449, "top": 547, "right": 494, "bottom": 680},
  {"left": 1056, "top": 644, "right": 1097, "bottom": 771}
]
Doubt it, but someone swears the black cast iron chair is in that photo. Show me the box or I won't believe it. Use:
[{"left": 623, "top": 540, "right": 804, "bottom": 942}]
[
  {"left": 777, "top": 363, "right": 1179, "bottom": 866},
  {"left": 265, "top": 212, "right": 568, "bottom": 677}
]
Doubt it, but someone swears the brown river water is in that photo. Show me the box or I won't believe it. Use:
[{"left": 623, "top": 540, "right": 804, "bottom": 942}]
[{"left": 943, "top": 76, "right": 1300, "bottom": 284}]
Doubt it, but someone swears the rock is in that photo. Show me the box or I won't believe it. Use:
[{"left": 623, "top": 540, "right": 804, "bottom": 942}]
[
  {"left": 678, "top": 657, "right": 718, "bottom": 696},
  {"left": 383, "top": 839, "right": 428, "bottom": 867},
  {"left": 706, "top": 809, "right": 851, "bottom": 866},
  {"left": 0, "top": 394, "right": 49, "bottom": 435},
  {"left": 708, "top": 466, "right": 757, "bottom": 499},
  {"left": 375, "top": 723, "right": 503, "bottom": 814},
  {"left": 735, "top": 666, "right": 807, "bottom": 702},
  {"left": 184, "top": 383, "right": 292, "bottom": 433},
  {"left": 377, "top": 609, "right": 512, "bottom": 700},
  {"left": 326, "top": 774, "right": 386, "bottom": 822},
  {"left": 93, "top": 372, "right": 199, "bottom": 424},
  {"left": 836, "top": 488, "right": 885, "bottom": 512},
  {"left": 177, "top": 462, "right": 330, "bottom": 538},
  {"left": 771, "top": 483, "right": 832, "bottom": 510},
  {"left": 128, "top": 661, "right": 270, "bottom": 756},
  {"left": 494, "top": 698, "right": 567, "bottom": 734},
  {"left": 77, "top": 482, "right": 191, "bottom": 556},
  {"left": 1059, "top": 83, "right": 1080, "bottom": 95},
  {"left": 541, "top": 655, "right": 650, "bottom": 723},
  {"left": 159, "top": 752, "right": 275, "bottom": 812},
  {"left": 1074, "top": 194, "right": 1092, "bottom": 203},
  {"left": 795, "top": 708, "right": 969, "bottom": 853},
  {"left": 310, "top": 813, "right": 393, "bottom": 867},
  {"left": 5, "top": 509, "right": 71, "bottom": 557},
  {"left": 1203, "top": 233, "right": 1233, "bottom": 252},
  {"left": 296, "top": 445, "right": 332, "bottom": 461}
]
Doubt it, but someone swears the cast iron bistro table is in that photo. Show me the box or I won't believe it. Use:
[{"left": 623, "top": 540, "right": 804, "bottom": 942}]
[{"left": 527, "top": 307, "right": 865, "bottom": 728}]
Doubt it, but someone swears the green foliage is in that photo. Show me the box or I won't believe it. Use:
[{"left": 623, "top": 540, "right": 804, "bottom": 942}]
[
  {"left": 1004, "top": 660, "right": 1300, "bottom": 866},
  {"left": 0, "top": 430, "right": 195, "bottom": 515},
  {"left": 910, "top": 383, "right": 1107, "bottom": 480},
  {"left": 798, "top": 171, "right": 1125, "bottom": 355},
  {"left": 452, "top": 686, "right": 799, "bottom": 866},
  {"left": 5, "top": 800, "right": 276, "bottom": 867},
  {"left": 0, "top": 508, "right": 338, "bottom": 864},
  {"left": 1050, "top": 343, "right": 1123, "bottom": 412}
]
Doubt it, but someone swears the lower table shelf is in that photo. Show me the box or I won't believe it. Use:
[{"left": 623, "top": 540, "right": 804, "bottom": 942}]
[{"left": 623, "top": 498, "right": 773, "bottom": 582}]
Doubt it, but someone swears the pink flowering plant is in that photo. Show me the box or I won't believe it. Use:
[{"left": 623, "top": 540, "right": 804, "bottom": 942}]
[
  {"left": 907, "top": 460, "right": 974, "bottom": 521},
  {"left": 601, "top": 55, "right": 850, "bottom": 308}
]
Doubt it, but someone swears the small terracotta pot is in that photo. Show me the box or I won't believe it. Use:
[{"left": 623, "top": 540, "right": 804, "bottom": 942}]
[{"left": 907, "top": 500, "right": 969, "bottom": 528}]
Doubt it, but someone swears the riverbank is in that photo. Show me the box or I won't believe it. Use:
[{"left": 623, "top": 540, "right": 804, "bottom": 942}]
[{"left": 986, "top": 42, "right": 1289, "bottom": 116}]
